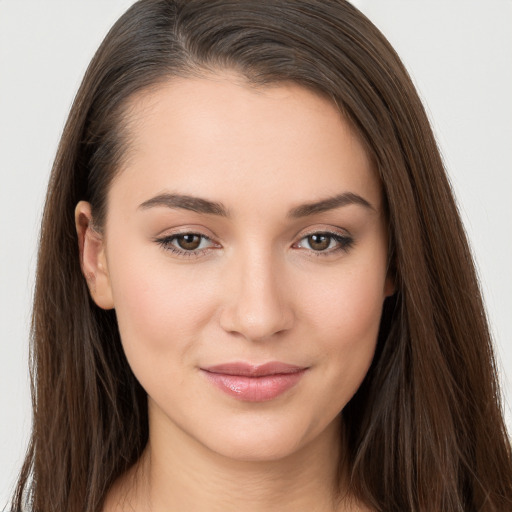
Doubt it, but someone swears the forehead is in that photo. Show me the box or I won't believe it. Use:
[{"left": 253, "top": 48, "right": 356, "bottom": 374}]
[{"left": 111, "top": 74, "right": 381, "bottom": 215}]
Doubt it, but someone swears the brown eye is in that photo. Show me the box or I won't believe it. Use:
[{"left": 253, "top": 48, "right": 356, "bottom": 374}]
[
  {"left": 295, "top": 231, "right": 354, "bottom": 255},
  {"left": 155, "top": 232, "right": 218, "bottom": 256},
  {"left": 307, "top": 234, "right": 331, "bottom": 251},
  {"left": 176, "top": 234, "right": 202, "bottom": 250}
]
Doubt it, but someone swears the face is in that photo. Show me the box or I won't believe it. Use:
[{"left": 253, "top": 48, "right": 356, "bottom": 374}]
[{"left": 78, "top": 74, "right": 393, "bottom": 462}]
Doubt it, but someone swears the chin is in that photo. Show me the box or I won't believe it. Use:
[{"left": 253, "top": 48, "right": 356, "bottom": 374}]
[
  {"left": 209, "top": 436, "right": 305, "bottom": 463},
  {"left": 196, "top": 414, "right": 339, "bottom": 464}
]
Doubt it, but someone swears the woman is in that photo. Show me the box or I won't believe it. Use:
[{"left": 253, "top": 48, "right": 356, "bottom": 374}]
[{"left": 10, "top": 0, "right": 512, "bottom": 511}]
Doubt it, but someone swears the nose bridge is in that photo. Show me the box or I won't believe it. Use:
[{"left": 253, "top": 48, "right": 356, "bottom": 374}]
[{"left": 219, "top": 242, "right": 294, "bottom": 341}]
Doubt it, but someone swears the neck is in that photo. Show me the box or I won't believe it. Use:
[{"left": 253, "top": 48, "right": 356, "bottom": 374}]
[{"left": 105, "top": 406, "right": 360, "bottom": 512}]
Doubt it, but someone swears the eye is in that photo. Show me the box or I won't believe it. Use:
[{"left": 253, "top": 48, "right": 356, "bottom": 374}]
[
  {"left": 155, "top": 232, "right": 219, "bottom": 257},
  {"left": 295, "top": 231, "right": 354, "bottom": 255},
  {"left": 173, "top": 234, "right": 204, "bottom": 251}
]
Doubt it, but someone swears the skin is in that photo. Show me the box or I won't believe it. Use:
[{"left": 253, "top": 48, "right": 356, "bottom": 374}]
[{"left": 76, "top": 73, "right": 392, "bottom": 511}]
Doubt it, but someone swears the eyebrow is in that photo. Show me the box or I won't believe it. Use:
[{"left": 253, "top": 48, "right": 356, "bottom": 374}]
[
  {"left": 139, "top": 193, "right": 229, "bottom": 216},
  {"left": 287, "top": 192, "right": 375, "bottom": 218},
  {"left": 138, "top": 191, "right": 375, "bottom": 218}
]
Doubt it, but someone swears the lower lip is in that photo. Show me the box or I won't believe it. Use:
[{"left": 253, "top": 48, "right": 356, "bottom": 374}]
[{"left": 202, "top": 370, "right": 306, "bottom": 402}]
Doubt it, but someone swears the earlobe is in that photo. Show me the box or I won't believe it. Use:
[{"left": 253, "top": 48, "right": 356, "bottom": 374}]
[{"left": 75, "top": 201, "right": 114, "bottom": 310}]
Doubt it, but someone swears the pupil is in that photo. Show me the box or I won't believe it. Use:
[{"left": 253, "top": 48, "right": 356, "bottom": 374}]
[
  {"left": 309, "top": 234, "right": 330, "bottom": 251},
  {"left": 178, "top": 234, "right": 201, "bottom": 250}
]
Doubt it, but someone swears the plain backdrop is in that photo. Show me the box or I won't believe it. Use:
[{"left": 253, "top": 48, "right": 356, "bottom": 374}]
[{"left": 1, "top": 0, "right": 511, "bottom": 506}]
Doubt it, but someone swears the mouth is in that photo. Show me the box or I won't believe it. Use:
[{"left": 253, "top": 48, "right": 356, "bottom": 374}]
[{"left": 200, "top": 362, "right": 308, "bottom": 402}]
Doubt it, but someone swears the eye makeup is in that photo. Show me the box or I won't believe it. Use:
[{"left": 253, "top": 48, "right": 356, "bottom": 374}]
[
  {"left": 154, "top": 232, "right": 220, "bottom": 259},
  {"left": 293, "top": 230, "right": 354, "bottom": 256},
  {"left": 154, "top": 228, "right": 355, "bottom": 259}
]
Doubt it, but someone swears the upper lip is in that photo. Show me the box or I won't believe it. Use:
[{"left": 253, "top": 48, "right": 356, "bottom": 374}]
[{"left": 201, "top": 362, "right": 307, "bottom": 377}]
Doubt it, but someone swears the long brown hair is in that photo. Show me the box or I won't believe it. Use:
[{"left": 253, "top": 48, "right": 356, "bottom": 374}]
[{"left": 11, "top": 1, "right": 512, "bottom": 510}]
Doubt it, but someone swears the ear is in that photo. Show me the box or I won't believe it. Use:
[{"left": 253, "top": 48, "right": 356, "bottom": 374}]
[{"left": 75, "top": 201, "right": 114, "bottom": 309}]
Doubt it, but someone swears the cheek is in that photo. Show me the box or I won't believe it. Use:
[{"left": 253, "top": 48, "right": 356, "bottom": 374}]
[
  {"left": 105, "top": 240, "right": 217, "bottom": 376},
  {"left": 303, "top": 260, "right": 385, "bottom": 339},
  {"left": 299, "top": 262, "right": 386, "bottom": 394}
]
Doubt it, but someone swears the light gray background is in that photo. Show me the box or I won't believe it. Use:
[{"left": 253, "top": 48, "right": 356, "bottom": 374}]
[{"left": 1, "top": 0, "right": 511, "bottom": 506}]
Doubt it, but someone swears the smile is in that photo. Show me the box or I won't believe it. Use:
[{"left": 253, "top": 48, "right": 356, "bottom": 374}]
[{"left": 201, "top": 362, "right": 308, "bottom": 402}]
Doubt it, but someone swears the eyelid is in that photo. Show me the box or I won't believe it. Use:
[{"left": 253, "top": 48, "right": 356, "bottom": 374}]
[
  {"left": 292, "top": 225, "right": 352, "bottom": 246},
  {"left": 153, "top": 224, "right": 218, "bottom": 239},
  {"left": 295, "top": 225, "right": 351, "bottom": 239}
]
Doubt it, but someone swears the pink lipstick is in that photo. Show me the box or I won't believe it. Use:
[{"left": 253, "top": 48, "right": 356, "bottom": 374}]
[{"left": 201, "top": 362, "right": 307, "bottom": 402}]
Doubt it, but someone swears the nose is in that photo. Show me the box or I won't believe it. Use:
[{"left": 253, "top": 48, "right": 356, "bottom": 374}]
[{"left": 219, "top": 248, "right": 295, "bottom": 342}]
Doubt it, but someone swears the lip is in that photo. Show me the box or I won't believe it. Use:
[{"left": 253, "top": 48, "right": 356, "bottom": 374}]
[{"left": 201, "top": 362, "right": 307, "bottom": 402}]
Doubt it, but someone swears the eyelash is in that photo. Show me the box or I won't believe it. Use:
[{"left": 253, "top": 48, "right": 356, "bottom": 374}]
[
  {"left": 154, "top": 233, "right": 219, "bottom": 259},
  {"left": 294, "top": 231, "right": 354, "bottom": 256},
  {"left": 155, "top": 229, "right": 355, "bottom": 259}
]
